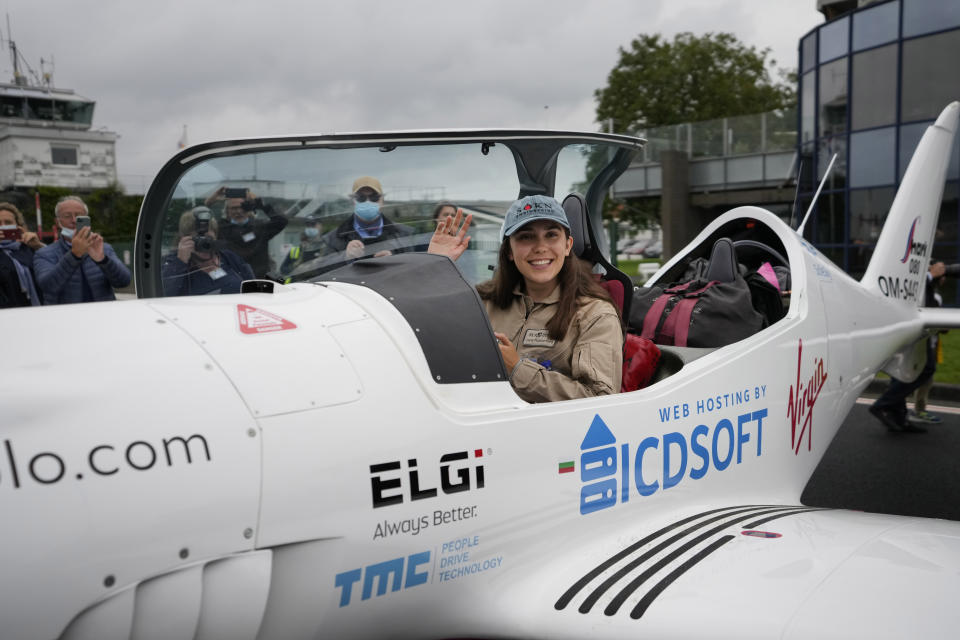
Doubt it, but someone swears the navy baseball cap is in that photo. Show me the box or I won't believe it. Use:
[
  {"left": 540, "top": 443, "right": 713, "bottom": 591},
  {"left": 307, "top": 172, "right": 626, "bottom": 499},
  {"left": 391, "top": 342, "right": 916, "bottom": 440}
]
[{"left": 500, "top": 195, "right": 570, "bottom": 241}]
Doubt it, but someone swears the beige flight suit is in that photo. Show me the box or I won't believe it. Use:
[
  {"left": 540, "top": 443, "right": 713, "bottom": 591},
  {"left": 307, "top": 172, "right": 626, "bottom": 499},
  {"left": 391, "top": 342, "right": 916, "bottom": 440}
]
[{"left": 484, "top": 287, "right": 623, "bottom": 403}]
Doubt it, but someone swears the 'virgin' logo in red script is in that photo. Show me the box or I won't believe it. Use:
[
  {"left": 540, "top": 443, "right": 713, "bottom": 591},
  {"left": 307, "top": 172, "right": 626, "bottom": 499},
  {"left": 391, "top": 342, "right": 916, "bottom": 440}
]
[{"left": 787, "top": 339, "right": 827, "bottom": 455}]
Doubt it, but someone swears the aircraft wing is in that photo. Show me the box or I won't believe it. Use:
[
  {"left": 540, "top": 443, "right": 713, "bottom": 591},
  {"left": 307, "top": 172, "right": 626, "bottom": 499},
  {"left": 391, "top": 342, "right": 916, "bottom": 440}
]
[
  {"left": 920, "top": 306, "right": 960, "bottom": 330},
  {"left": 541, "top": 504, "right": 960, "bottom": 638}
]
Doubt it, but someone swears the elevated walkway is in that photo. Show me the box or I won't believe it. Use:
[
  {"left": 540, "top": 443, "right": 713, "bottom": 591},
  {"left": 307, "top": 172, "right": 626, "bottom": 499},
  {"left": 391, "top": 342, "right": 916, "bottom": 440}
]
[{"left": 612, "top": 107, "right": 797, "bottom": 199}]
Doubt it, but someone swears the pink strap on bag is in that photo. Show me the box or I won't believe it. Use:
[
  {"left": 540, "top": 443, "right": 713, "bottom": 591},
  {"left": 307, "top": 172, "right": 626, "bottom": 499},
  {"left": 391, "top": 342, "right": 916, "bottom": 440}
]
[
  {"left": 641, "top": 281, "right": 718, "bottom": 346},
  {"left": 664, "top": 281, "right": 719, "bottom": 346},
  {"left": 640, "top": 281, "right": 693, "bottom": 342}
]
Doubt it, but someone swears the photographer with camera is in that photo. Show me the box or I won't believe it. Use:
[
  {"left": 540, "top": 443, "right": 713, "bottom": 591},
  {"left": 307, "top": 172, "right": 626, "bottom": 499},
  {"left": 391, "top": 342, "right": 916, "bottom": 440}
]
[
  {"left": 161, "top": 207, "right": 255, "bottom": 297},
  {"left": 34, "top": 195, "right": 131, "bottom": 305},
  {"left": 204, "top": 186, "right": 287, "bottom": 277},
  {"left": 0, "top": 202, "right": 43, "bottom": 308}
]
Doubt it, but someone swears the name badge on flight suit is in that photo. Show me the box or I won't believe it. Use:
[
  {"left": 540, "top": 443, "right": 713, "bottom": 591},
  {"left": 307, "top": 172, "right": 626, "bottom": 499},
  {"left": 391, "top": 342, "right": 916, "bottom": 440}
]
[
  {"left": 242, "top": 231, "right": 257, "bottom": 243},
  {"left": 208, "top": 267, "right": 228, "bottom": 280},
  {"left": 522, "top": 329, "right": 556, "bottom": 347}
]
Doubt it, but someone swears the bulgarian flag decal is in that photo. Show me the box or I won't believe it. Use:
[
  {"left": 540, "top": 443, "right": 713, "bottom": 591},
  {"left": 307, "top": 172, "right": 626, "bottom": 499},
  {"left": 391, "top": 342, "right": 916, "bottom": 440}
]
[{"left": 558, "top": 461, "right": 575, "bottom": 474}]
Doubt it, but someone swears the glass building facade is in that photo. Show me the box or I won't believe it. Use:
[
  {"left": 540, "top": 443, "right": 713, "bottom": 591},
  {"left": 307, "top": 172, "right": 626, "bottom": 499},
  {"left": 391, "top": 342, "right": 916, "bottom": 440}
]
[{"left": 798, "top": 0, "right": 960, "bottom": 302}]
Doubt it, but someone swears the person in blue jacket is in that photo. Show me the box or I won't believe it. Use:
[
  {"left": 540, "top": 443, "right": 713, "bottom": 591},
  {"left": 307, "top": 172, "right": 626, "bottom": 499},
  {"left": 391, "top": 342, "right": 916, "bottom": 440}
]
[
  {"left": 0, "top": 202, "right": 44, "bottom": 308},
  {"left": 34, "top": 196, "right": 131, "bottom": 305},
  {"left": 161, "top": 207, "right": 254, "bottom": 296}
]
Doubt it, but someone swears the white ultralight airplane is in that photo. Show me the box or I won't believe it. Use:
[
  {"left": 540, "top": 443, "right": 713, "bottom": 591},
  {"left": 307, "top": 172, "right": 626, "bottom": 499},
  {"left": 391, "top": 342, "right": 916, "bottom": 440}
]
[{"left": 3, "top": 103, "right": 960, "bottom": 640}]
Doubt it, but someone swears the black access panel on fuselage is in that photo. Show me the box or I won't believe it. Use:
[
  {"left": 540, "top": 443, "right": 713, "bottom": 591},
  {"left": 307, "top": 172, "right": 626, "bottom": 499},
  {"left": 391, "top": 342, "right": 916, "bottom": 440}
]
[{"left": 319, "top": 253, "right": 508, "bottom": 384}]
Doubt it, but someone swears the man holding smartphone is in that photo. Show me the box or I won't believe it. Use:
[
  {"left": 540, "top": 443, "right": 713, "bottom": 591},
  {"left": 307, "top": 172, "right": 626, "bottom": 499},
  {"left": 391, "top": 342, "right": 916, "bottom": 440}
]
[
  {"left": 204, "top": 186, "right": 288, "bottom": 277},
  {"left": 33, "top": 195, "right": 131, "bottom": 304}
]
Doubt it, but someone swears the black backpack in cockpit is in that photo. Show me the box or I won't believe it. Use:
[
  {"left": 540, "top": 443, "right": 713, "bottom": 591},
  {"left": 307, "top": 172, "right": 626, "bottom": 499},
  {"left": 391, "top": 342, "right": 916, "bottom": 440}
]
[{"left": 627, "top": 237, "right": 784, "bottom": 348}]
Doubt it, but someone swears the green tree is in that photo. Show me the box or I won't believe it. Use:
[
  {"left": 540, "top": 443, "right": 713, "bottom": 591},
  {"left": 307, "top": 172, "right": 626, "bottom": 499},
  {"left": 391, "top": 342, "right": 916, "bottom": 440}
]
[
  {"left": 596, "top": 32, "right": 794, "bottom": 132},
  {"left": 594, "top": 32, "right": 795, "bottom": 229}
]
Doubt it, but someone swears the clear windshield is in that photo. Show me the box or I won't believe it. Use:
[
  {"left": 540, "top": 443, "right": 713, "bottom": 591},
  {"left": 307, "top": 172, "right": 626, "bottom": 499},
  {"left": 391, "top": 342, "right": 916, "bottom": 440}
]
[{"left": 155, "top": 140, "right": 624, "bottom": 296}]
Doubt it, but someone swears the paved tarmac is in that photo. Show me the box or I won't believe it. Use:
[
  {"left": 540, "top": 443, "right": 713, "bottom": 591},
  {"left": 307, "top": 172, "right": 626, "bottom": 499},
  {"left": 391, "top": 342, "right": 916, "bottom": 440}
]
[{"left": 801, "top": 397, "right": 960, "bottom": 521}]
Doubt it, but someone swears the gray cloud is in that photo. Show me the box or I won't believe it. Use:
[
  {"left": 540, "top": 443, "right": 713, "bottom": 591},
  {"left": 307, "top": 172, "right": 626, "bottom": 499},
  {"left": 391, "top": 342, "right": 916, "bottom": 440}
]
[{"left": 2, "top": 0, "right": 821, "bottom": 188}]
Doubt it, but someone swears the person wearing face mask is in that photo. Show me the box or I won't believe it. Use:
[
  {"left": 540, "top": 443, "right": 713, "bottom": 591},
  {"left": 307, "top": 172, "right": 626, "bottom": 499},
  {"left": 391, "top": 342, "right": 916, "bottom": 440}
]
[
  {"left": 429, "top": 195, "right": 622, "bottom": 403},
  {"left": 279, "top": 213, "right": 326, "bottom": 280},
  {"left": 204, "top": 186, "right": 288, "bottom": 277},
  {"left": 161, "top": 207, "right": 255, "bottom": 296},
  {"left": 34, "top": 196, "right": 131, "bottom": 305},
  {"left": 0, "top": 202, "right": 43, "bottom": 308},
  {"left": 319, "top": 176, "right": 414, "bottom": 268}
]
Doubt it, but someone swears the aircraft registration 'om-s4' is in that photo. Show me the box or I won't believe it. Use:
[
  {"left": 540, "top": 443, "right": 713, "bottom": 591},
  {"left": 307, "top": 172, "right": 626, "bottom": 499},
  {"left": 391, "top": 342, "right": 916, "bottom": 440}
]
[{"left": 3, "top": 104, "right": 960, "bottom": 639}]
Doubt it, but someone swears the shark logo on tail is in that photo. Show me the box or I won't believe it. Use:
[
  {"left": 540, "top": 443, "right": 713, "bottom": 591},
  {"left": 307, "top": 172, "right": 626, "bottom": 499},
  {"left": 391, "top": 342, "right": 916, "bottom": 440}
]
[{"left": 899, "top": 217, "right": 920, "bottom": 264}]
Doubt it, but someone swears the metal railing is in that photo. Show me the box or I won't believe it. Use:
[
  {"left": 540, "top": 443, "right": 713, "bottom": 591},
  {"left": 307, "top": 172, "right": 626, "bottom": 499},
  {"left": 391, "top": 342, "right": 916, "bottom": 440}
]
[
  {"left": 638, "top": 106, "right": 797, "bottom": 163},
  {"left": 615, "top": 106, "right": 798, "bottom": 197}
]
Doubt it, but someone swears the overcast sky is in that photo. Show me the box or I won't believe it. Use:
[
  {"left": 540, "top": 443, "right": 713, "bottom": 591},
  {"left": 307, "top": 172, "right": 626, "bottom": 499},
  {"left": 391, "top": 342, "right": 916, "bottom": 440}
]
[{"left": 3, "top": 0, "right": 822, "bottom": 192}]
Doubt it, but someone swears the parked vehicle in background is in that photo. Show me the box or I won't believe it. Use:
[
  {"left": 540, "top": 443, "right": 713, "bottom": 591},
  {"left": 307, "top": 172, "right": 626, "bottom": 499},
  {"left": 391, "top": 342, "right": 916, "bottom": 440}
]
[{"left": 642, "top": 240, "right": 662, "bottom": 257}]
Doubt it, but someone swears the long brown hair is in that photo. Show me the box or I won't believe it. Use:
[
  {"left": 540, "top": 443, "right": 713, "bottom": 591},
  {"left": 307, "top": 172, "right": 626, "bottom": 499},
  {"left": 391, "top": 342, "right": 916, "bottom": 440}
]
[{"left": 477, "top": 228, "right": 616, "bottom": 341}]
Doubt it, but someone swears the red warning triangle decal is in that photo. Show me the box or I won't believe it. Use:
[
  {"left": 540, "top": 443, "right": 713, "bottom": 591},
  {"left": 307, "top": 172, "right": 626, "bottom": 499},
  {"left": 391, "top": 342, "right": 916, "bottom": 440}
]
[{"left": 237, "top": 304, "right": 297, "bottom": 335}]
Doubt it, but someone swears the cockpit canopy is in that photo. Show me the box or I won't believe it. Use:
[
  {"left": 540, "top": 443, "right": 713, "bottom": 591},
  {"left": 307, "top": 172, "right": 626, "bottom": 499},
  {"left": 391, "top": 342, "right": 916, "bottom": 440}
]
[{"left": 134, "top": 131, "right": 644, "bottom": 297}]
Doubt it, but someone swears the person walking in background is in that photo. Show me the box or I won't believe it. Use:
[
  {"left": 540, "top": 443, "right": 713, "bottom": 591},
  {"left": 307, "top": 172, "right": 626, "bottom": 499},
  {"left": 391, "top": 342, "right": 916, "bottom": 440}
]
[
  {"left": 870, "top": 260, "right": 958, "bottom": 433},
  {"left": 33, "top": 196, "right": 131, "bottom": 305},
  {"left": 908, "top": 260, "right": 959, "bottom": 425}
]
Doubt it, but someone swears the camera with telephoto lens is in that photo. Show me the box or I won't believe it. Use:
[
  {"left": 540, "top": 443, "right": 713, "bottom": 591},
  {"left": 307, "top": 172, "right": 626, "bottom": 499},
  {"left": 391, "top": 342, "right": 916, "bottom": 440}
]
[{"left": 192, "top": 207, "right": 215, "bottom": 253}]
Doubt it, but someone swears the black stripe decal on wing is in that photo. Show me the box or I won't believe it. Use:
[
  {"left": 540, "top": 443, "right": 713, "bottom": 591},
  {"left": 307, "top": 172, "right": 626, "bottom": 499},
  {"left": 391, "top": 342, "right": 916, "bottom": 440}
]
[
  {"left": 554, "top": 504, "right": 775, "bottom": 611},
  {"left": 630, "top": 534, "right": 735, "bottom": 619},
  {"left": 603, "top": 506, "right": 808, "bottom": 616},
  {"left": 556, "top": 505, "right": 824, "bottom": 620},
  {"left": 581, "top": 505, "right": 796, "bottom": 614},
  {"left": 623, "top": 508, "right": 830, "bottom": 619},
  {"left": 743, "top": 507, "right": 827, "bottom": 529}
]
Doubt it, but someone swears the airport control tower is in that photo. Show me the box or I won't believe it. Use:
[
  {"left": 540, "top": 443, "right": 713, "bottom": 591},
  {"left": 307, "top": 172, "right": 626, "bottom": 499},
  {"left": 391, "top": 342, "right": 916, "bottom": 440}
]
[{"left": 0, "top": 33, "right": 117, "bottom": 190}]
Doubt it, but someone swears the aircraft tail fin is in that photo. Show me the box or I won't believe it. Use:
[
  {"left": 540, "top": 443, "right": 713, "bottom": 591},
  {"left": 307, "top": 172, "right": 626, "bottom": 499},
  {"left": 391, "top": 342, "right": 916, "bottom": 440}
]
[{"left": 861, "top": 102, "right": 959, "bottom": 306}]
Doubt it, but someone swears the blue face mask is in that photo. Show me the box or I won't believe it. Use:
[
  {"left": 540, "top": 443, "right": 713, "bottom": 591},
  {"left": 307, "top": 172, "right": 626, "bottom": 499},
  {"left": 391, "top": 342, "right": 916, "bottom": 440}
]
[
  {"left": 354, "top": 201, "right": 380, "bottom": 222},
  {"left": 230, "top": 217, "right": 250, "bottom": 225},
  {"left": 304, "top": 227, "right": 320, "bottom": 238}
]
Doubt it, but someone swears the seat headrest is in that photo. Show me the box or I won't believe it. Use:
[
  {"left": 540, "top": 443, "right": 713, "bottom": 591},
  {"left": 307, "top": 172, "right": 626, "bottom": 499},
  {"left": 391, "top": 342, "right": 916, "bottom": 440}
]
[
  {"left": 705, "top": 237, "right": 738, "bottom": 283},
  {"left": 562, "top": 193, "right": 589, "bottom": 258}
]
